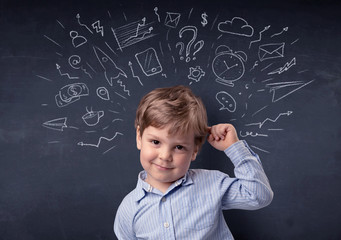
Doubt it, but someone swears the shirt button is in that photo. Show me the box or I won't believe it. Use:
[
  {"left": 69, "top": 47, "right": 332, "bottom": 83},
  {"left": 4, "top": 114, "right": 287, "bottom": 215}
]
[
  {"left": 161, "top": 197, "right": 166, "bottom": 202},
  {"left": 164, "top": 222, "right": 169, "bottom": 228}
]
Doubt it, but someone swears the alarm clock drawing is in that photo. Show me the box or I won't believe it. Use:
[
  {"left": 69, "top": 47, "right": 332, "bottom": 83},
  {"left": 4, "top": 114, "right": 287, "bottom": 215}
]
[{"left": 212, "top": 45, "right": 247, "bottom": 87}]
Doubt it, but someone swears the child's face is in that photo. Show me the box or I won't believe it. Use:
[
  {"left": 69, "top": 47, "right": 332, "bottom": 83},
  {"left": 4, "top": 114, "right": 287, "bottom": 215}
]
[{"left": 136, "top": 125, "right": 198, "bottom": 193}]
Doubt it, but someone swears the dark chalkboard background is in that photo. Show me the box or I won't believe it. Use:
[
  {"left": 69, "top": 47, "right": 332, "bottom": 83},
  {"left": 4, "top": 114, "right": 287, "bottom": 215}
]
[{"left": 1, "top": 0, "right": 341, "bottom": 239}]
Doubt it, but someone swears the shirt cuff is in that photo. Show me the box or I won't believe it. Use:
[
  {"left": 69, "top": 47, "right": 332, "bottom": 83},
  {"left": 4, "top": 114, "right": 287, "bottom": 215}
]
[{"left": 224, "top": 140, "right": 259, "bottom": 165}]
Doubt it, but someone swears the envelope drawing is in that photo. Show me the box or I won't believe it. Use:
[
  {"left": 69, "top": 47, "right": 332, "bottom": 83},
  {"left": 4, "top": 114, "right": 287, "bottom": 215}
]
[
  {"left": 164, "top": 12, "right": 181, "bottom": 28},
  {"left": 258, "top": 42, "right": 285, "bottom": 62}
]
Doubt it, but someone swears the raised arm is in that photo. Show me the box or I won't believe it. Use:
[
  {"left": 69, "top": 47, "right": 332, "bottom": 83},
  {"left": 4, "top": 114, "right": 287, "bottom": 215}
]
[{"left": 208, "top": 124, "right": 274, "bottom": 210}]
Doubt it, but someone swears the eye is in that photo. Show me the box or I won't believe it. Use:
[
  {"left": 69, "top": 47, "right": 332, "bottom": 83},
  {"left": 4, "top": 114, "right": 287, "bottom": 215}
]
[
  {"left": 151, "top": 140, "right": 160, "bottom": 145},
  {"left": 175, "top": 145, "right": 184, "bottom": 150}
]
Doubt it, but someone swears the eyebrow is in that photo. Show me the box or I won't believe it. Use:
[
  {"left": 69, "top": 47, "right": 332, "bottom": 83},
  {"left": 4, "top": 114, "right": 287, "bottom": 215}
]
[
  {"left": 145, "top": 133, "right": 160, "bottom": 139},
  {"left": 146, "top": 133, "right": 193, "bottom": 145}
]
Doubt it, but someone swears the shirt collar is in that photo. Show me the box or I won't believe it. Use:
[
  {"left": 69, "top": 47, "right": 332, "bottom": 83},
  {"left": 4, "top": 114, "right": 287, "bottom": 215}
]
[
  {"left": 175, "top": 170, "right": 193, "bottom": 187},
  {"left": 134, "top": 171, "right": 150, "bottom": 202},
  {"left": 134, "top": 170, "right": 194, "bottom": 202}
]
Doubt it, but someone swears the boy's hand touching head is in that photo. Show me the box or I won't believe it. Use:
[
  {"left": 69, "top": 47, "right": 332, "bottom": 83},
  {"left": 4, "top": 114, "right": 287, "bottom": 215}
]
[{"left": 207, "top": 124, "right": 239, "bottom": 151}]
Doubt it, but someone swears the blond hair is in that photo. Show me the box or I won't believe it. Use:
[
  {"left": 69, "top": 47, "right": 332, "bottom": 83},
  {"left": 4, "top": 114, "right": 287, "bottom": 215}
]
[{"left": 135, "top": 85, "right": 208, "bottom": 149}]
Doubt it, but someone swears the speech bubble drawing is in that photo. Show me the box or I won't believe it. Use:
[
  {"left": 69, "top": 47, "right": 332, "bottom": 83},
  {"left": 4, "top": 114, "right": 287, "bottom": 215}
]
[{"left": 216, "top": 91, "right": 236, "bottom": 112}]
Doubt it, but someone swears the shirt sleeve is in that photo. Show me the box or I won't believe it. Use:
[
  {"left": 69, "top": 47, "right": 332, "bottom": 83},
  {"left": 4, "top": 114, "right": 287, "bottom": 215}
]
[
  {"left": 114, "top": 196, "right": 137, "bottom": 240},
  {"left": 219, "top": 140, "right": 274, "bottom": 210}
]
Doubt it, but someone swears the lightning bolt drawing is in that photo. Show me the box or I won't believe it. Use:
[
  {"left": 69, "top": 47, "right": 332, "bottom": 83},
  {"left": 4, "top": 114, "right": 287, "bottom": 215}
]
[
  {"left": 92, "top": 20, "right": 104, "bottom": 36},
  {"left": 117, "top": 79, "right": 130, "bottom": 96},
  {"left": 268, "top": 57, "right": 296, "bottom": 75}
]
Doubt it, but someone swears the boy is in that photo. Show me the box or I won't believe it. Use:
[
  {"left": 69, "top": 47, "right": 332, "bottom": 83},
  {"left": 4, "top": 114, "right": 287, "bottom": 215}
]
[{"left": 114, "top": 85, "right": 273, "bottom": 239}]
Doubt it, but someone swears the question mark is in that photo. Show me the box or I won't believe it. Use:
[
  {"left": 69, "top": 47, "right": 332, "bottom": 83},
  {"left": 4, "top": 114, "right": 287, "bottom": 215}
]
[
  {"left": 192, "top": 40, "right": 204, "bottom": 60},
  {"left": 179, "top": 26, "right": 198, "bottom": 62},
  {"left": 176, "top": 42, "right": 185, "bottom": 60}
]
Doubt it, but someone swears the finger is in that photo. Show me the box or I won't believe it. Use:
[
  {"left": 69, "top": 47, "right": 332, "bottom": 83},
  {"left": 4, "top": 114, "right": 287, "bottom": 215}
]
[
  {"left": 211, "top": 127, "right": 221, "bottom": 140},
  {"left": 207, "top": 134, "right": 215, "bottom": 143},
  {"left": 206, "top": 127, "right": 217, "bottom": 141},
  {"left": 224, "top": 124, "right": 236, "bottom": 136},
  {"left": 215, "top": 124, "right": 227, "bottom": 139}
]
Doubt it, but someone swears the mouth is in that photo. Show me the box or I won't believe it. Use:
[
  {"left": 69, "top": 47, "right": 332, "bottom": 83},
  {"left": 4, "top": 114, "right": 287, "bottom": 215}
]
[{"left": 153, "top": 163, "right": 173, "bottom": 171}]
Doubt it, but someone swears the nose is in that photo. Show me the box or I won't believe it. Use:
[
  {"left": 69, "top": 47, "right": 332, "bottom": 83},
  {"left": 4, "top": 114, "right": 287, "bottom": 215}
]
[{"left": 158, "top": 147, "right": 172, "bottom": 161}]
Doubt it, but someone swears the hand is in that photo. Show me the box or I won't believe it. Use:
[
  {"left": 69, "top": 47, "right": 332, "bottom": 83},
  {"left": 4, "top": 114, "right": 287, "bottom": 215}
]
[{"left": 207, "top": 124, "right": 239, "bottom": 151}]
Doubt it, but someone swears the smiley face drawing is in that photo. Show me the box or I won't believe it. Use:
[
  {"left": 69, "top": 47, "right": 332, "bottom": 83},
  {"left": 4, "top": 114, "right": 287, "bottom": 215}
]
[
  {"left": 216, "top": 91, "right": 236, "bottom": 112},
  {"left": 212, "top": 45, "right": 247, "bottom": 87}
]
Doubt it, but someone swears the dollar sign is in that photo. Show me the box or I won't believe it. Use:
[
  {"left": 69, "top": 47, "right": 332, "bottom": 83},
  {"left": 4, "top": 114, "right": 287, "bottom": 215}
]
[
  {"left": 201, "top": 12, "right": 208, "bottom": 27},
  {"left": 69, "top": 86, "right": 78, "bottom": 96}
]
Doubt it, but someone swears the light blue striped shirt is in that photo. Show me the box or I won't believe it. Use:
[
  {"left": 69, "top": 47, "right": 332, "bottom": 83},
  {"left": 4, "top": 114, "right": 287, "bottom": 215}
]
[{"left": 114, "top": 140, "right": 273, "bottom": 239}]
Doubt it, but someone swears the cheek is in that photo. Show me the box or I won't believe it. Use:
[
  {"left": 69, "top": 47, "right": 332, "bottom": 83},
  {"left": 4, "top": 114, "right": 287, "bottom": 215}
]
[
  {"left": 140, "top": 147, "right": 157, "bottom": 163},
  {"left": 177, "top": 155, "right": 193, "bottom": 169}
]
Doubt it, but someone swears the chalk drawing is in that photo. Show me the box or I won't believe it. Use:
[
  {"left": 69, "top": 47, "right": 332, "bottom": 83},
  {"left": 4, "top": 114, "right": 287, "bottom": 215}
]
[
  {"left": 55, "top": 83, "right": 89, "bottom": 108},
  {"left": 240, "top": 131, "right": 269, "bottom": 138},
  {"left": 56, "top": 63, "right": 79, "bottom": 79},
  {"left": 56, "top": 20, "right": 65, "bottom": 29},
  {"left": 135, "top": 47, "right": 163, "bottom": 76},
  {"left": 267, "top": 57, "right": 296, "bottom": 75},
  {"left": 245, "top": 111, "right": 293, "bottom": 128},
  {"left": 188, "top": 66, "right": 205, "bottom": 84},
  {"left": 212, "top": 45, "right": 247, "bottom": 87},
  {"left": 201, "top": 12, "right": 208, "bottom": 27},
  {"left": 218, "top": 17, "right": 254, "bottom": 37},
  {"left": 39, "top": 7, "right": 315, "bottom": 157},
  {"left": 128, "top": 61, "right": 143, "bottom": 86},
  {"left": 112, "top": 17, "right": 156, "bottom": 51},
  {"left": 216, "top": 91, "right": 237, "bottom": 112},
  {"left": 249, "top": 25, "right": 271, "bottom": 49},
  {"left": 68, "top": 55, "right": 92, "bottom": 78},
  {"left": 164, "top": 12, "right": 181, "bottom": 28},
  {"left": 76, "top": 13, "right": 93, "bottom": 33},
  {"left": 36, "top": 75, "right": 52, "bottom": 82},
  {"left": 154, "top": 7, "right": 161, "bottom": 22},
  {"left": 93, "top": 45, "right": 127, "bottom": 86},
  {"left": 77, "top": 132, "right": 123, "bottom": 148},
  {"left": 70, "top": 30, "right": 87, "bottom": 48},
  {"left": 96, "top": 87, "right": 110, "bottom": 101},
  {"left": 176, "top": 26, "right": 204, "bottom": 62},
  {"left": 92, "top": 20, "right": 104, "bottom": 36},
  {"left": 44, "top": 35, "right": 62, "bottom": 48},
  {"left": 258, "top": 42, "right": 285, "bottom": 62},
  {"left": 42, "top": 117, "right": 68, "bottom": 131},
  {"left": 266, "top": 80, "right": 315, "bottom": 102},
  {"left": 82, "top": 107, "right": 104, "bottom": 126},
  {"left": 271, "top": 27, "right": 288, "bottom": 38},
  {"left": 250, "top": 145, "right": 270, "bottom": 154}
]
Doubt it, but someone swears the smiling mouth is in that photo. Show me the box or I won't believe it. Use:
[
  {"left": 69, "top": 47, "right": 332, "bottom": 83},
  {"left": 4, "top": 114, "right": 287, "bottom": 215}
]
[{"left": 154, "top": 163, "right": 173, "bottom": 171}]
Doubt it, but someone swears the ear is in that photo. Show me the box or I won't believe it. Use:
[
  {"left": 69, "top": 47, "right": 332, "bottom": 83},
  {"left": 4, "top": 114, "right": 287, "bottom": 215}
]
[
  {"left": 191, "top": 145, "right": 199, "bottom": 161},
  {"left": 136, "top": 126, "right": 142, "bottom": 150}
]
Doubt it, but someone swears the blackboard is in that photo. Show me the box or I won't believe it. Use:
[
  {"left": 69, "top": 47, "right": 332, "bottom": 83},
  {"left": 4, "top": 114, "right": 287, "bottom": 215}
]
[{"left": 1, "top": 0, "right": 341, "bottom": 239}]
